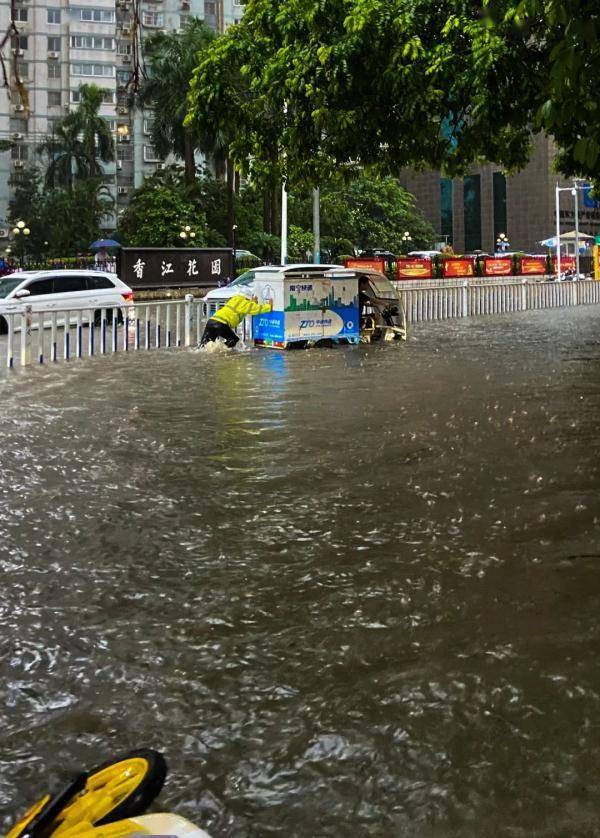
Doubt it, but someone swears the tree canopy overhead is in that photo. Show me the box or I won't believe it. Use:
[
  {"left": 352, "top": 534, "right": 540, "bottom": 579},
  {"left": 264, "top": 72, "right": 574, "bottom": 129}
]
[{"left": 187, "top": 0, "right": 600, "bottom": 186}]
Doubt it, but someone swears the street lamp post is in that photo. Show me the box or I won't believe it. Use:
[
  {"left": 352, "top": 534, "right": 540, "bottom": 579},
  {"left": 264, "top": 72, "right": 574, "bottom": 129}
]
[
  {"left": 232, "top": 223, "right": 238, "bottom": 274},
  {"left": 496, "top": 233, "right": 510, "bottom": 253},
  {"left": 555, "top": 181, "right": 585, "bottom": 279},
  {"left": 401, "top": 231, "right": 412, "bottom": 254},
  {"left": 12, "top": 220, "right": 30, "bottom": 268},
  {"left": 179, "top": 225, "right": 196, "bottom": 246}
]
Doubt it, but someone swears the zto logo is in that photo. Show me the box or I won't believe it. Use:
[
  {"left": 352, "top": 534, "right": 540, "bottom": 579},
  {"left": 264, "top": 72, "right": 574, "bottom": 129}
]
[{"left": 346, "top": 320, "right": 354, "bottom": 329}]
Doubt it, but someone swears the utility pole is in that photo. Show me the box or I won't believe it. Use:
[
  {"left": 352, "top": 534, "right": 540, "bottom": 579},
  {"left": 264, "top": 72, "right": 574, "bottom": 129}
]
[
  {"left": 573, "top": 179, "right": 580, "bottom": 279},
  {"left": 555, "top": 183, "right": 561, "bottom": 280},
  {"left": 312, "top": 187, "right": 320, "bottom": 264},
  {"left": 280, "top": 179, "right": 288, "bottom": 265}
]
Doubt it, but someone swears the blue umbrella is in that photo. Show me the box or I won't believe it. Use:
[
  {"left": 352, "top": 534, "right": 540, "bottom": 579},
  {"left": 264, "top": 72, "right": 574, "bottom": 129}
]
[{"left": 90, "top": 239, "right": 120, "bottom": 249}]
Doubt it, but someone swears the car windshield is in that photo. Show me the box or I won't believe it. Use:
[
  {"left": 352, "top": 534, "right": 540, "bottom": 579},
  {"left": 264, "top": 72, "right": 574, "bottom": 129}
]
[
  {"left": 0, "top": 275, "right": 25, "bottom": 299},
  {"left": 230, "top": 271, "right": 255, "bottom": 287}
]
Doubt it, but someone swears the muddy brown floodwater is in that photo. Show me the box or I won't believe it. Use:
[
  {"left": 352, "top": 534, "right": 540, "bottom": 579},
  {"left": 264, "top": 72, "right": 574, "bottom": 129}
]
[{"left": 1, "top": 307, "right": 600, "bottom": 837}]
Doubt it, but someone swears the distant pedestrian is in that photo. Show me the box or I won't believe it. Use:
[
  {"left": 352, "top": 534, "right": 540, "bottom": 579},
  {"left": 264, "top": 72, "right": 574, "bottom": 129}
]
[{"left": 94, "top": 247, "right": 109, "bottom": 270}]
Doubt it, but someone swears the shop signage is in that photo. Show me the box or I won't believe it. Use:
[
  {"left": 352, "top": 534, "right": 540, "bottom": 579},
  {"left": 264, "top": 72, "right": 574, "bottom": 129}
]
[
  {"left": 397, "top": 257, "right": 433, "bottom": 279},
  {"left": 344, "top": 257, "right": 387, "bottom": 273},
  {"left": 520, "top": 255, "right": 548, "bottom": 275},
  {"left": 119, "top": 248, "right": 234, "bottom": 289},
  {"left": 442, "top": 257, "right": 475, "bottom": 278},
  {"left": 483, "top": 256, "right": 513, "bottom": 276}
]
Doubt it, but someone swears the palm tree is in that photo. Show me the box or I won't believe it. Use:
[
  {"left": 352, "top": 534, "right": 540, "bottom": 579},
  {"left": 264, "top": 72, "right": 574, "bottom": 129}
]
[
  {"left": 38, "top": 84, "right": 114, "bottom": 190},
  {"left": 76, "top": 84, "right": 114, "bottom": 176},
  {"left": 138, "top": 19, "right": 216, "bottom": 185}
]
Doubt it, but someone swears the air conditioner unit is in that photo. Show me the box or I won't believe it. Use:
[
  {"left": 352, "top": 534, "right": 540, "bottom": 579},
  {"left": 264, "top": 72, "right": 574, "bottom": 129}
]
[
  {"left": 156, "top": 163, "right": 166, "bottom": 170},
  {"left": 117, "top": 160, "right": 123, "bottom": 169},
  {"left": 121, "top": 26, "right": 131, "bottom": 34},
  {"left": 121, "top": 55, "right": 131, "bottom": 63},
  {"left": 14, "top": 160, "right": 24, "bottom": 168},
  {"left": 118, "top": 135, "right": 130, "bottom": 143},
  {"left": 117, "top": 186, "right": 128, "bottom": 194},
  {"left": 0, "top": 229, "right": 8, "bottom": 238},
  {"left": 181, "top": 0, "right": 190, "bottom": 8},
  {"left": 118, "top": 106, "right": 128, "bottom": 114},
  {"left": 11, "top": 132, "right": 24, "bottom": 141},
  {"left": 14, "top": 104, "right": 25, "bottom": 112},
  {"left": 12, "top": 48, "right": 24, "bottom": 57},
  {"left": 47, "top": 51, "right": 59, "bottom": 59}
]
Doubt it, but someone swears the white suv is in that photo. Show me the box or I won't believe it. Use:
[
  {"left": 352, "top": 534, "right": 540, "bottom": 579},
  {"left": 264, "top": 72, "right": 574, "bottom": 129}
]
[{"left": 0, "top": 269, "right": 134, "bottom": 331}]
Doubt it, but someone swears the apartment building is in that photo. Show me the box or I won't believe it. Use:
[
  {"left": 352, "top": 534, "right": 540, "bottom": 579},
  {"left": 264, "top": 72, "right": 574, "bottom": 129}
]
[
  {"left": 0, "top": 0, "right": 245, "bottom": 236},
  {"left": 399, "top": 134, "right": 600, "bottom": 254}
]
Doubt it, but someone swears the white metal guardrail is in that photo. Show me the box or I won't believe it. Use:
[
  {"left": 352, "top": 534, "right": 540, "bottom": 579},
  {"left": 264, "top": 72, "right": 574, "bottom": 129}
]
[
  {"left": 399, "top": 279, "right": 600, "bottom": 324},
  {"left": 1, "top": 294, "right": 212, "bottom": 369},
  {"left": 2, "top": 281, "right": 600, "bottom": 369}
]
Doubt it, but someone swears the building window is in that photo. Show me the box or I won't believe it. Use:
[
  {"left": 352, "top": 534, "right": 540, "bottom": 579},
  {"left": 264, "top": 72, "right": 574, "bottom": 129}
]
[
  {"left": 73, "top": 88, "right": 114, "bottom": 104},
  {"left": 117, "top": 41, "right": 132, "bottom": 55},
  {"left": 71, "top": 63, "right": 114, "bottom": 77},
  {"left": 47, "top": 62, "right": 61, "bottom": 79},
  {"left": 48, "top": 91, "right": 62, "bottom": 107},
  {"left": 47, "top": 36, "right": 61, "bottom": 52},
  {"left": 16, "top": 61, "right": 28, "bottom": 79},
  {"left": 463, "top": 174, "right": 482, "bottom": 252},
  {"left": 493, "top": 171, "right": 507, "bottom": 246},
  {"left": 12, "top": 35, "right": 28, "bottom": 50},
  {"left": 143, "top": 144, "right": 161, "bottom": 162},
  {"left": 142, "top": 11, "right": 164, "bottom": 26},
  {"left": 116, "top": 69, "right": 132, "bottom": 85},
  {"left": 71, "top": 35, "right": 114, "bottom": 50},
  {"left": 204, "top": 1, "right": 217, "bottom": 13},
  {"left": 179, "top": 14, "right": 189, "bottom": 27},
  {"left": 79, "top": 8, "right": 115, "bottom": 23},
  {"left": 440, "top": 178, "right": 453, "bottom": 245},
  {"left": 47, "top": 8, "right": 61, "bottom": 23},
  {"left": 11, "top": 144, "right": 28, "bottom": 161},
  {"left": 143, "top": 118, "right": 153, "bottom": 135},
  {"left": 15, "top": 8, "right": 28, "bottom": 21},
  {"left": 117, "top": 145, "right": 133, "bottom": 161}
]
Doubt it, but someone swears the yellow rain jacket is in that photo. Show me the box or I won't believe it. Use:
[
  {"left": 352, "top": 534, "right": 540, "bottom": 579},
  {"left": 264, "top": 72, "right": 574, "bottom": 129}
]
[{"left": 211, "top": 294, "right": 272, "bottom": 329}]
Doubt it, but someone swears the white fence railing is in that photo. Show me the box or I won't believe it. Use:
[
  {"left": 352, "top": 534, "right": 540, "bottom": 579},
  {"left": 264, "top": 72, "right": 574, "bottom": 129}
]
[
  {"left": 3, "top": 280, "right": 600, "bottom": 369},
  {"left": 1, "top": 294, "right": 212, "bottom": 369},
  {"left": 399, "top": 279, "right": 600, "bottom": 324}
]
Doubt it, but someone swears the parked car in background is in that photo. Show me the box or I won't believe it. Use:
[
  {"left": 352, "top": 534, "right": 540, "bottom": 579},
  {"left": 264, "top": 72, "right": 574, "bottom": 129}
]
[{"left": 0, "top": 269, "right": 134, "bottom": 332}]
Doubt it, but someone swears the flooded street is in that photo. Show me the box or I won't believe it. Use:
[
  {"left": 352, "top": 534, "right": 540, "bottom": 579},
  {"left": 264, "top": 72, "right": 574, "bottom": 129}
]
[{"left": 1, "top": 307, "right": 600, "bottom": 837}]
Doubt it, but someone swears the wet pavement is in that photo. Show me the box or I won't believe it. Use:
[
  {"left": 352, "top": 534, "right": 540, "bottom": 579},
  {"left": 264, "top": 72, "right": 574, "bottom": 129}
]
[{"left": 1, "top": 307, "right": 600, "bottom": 836}]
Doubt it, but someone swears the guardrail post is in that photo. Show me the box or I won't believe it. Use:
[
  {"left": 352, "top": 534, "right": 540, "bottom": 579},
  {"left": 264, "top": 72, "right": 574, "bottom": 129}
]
[
  {"left": 6, "top": 314, "right": 14, "bottom": 368},
  {"left": 521, "top": 280, "right": 528, "bottom": 311},
  {"left": 20, "top": 305, "right": 32, "bottom": 367},
  {"left": 462, "top": 282, "right": 468, "bottom": 317},
  {"left": 184, "top": 294, "right": 193, "bottom": 347},
  {"left": 572, "top": 281, "right": 578, "bottom": 306}
]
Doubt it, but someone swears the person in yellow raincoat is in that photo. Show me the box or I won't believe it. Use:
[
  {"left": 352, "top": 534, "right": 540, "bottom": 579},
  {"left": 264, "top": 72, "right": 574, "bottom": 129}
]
[{"left": 200, "top": 286, "right": 273, "bottom": 348}]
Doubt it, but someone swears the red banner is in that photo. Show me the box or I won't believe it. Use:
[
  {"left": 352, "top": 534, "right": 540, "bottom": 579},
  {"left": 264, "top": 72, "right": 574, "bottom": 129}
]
[
  {"left": 520, "top": 255, "right": 548, "bottom": 275},
  {"left": 442, "top": 257, "right": 475, "bottom": 278},
  {"left": 483, "top": 256, "right": 513, "bottom": 276},
  {"left": 344, "top": 257, "right": 386, "bottom": 273},
  {"left": 397, "top": 257, "right": 433, "bottom": 279},
  {"left": 551, "top": 256, "right": 576, "bottom": 273}
]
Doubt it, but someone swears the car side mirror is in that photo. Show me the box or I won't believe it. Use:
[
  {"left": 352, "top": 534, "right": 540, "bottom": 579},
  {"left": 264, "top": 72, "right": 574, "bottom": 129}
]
[{"left": 14, "top": 288, "right": 30, "bottom": 299}]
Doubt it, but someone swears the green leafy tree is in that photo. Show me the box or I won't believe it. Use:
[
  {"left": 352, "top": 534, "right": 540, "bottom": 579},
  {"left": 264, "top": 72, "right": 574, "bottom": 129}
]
[
  {"left": 290, "top": 176, "right": 436, "bottom": 255},
  {"left": 77, "top": 84, "right": 115, "bottom": 176},
  {"left": 7, "top": 167, "right": 113, "bottom": 257},
  {"left": 139, "top": 19, "right": 216, "bottom": 185},
  {"left": 117, "top": 170, "right": 207, "bottom": 247},
  {"left": 187, "top": 0, "right": 600, "bottom": 185}
]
